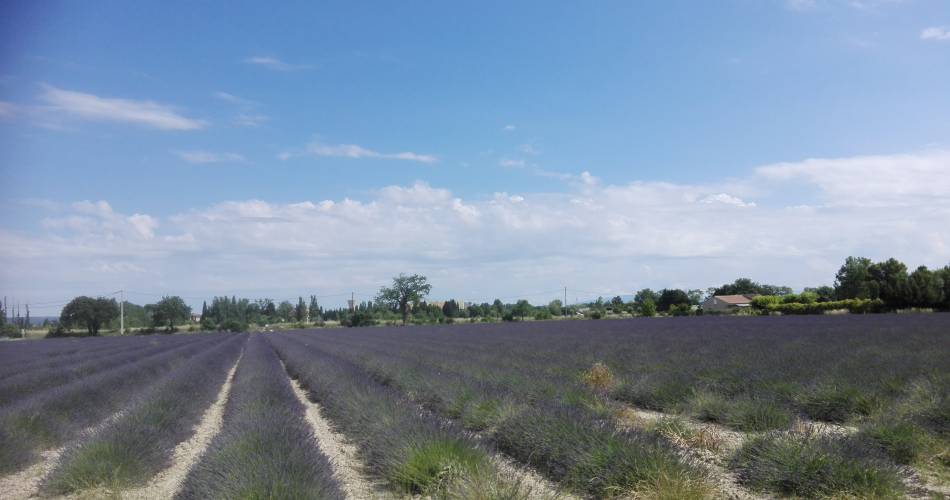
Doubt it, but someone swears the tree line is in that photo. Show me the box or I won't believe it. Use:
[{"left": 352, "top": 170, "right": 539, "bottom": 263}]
[{"left": 22, "top": 255, "right": 950, "bottom": 337}]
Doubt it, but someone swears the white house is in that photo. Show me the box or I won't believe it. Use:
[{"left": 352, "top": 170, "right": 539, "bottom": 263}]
[{"left": 702, "top": 294, "right": 756, "bottom": 313}]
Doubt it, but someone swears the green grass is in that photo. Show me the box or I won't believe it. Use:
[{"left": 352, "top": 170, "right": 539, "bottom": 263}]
[
  {"left": 726, "top": 398, "right": 793, "bottom": 432},
  {"left": 388, "top": 438, "right": 489, "bottom": 495},
  {"left": 44, "top": 440, "right": 147, "bottom": 494},
  {"left": 859, "top": 419, "right": 930, "bottom": 465},
  {"left": 732, "top": 431, "right": 904, "bottom": 498}
]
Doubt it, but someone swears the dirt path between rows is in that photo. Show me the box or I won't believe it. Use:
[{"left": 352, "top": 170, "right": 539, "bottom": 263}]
[
  {"left": 120, "top": 351, "right": 243, "bottom": 500},
  {"left": 616, "top": 402, "right": 950, "bottom": 500},
  {"left": 0, "top": 410, "right": 128, "bottom": 500},
  {"left": 284, "top": 368, "right": 391, "bottom": 500},
  {"left": 616, "top": 404, "right": 766, "bottom": 500},
  {"left": 0, "top": 449, "right": 65, "bottom": 500}
]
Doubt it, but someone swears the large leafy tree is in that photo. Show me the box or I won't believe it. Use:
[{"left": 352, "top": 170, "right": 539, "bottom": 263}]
[
  {"left": 60, "top": 296, "right": 119, "bottom": 336},
  {"left": 149, "top": 296, "right": 191, "bottom": 331},
  {"left": 868, "top": 258, "right": 909, "bottom": 308},
  {"left": 656, "top": 289, "right": 690, "bottom": 312},
  {"left": 712, "top": 278, "right": 792, "bottom": 297},
  {"left": 376, "top": 273, "right": 432, "bottom": 324},
  {"left": 834, "top": 256, "right": 874, "bottom": 299},
  {"left": 908, "top": 266, "right": 941, "bottom": 308}
]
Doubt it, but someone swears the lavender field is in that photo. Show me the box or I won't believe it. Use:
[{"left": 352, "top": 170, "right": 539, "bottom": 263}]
[{"left": 0, "top": 315, "right": 948, "bottom": 499}]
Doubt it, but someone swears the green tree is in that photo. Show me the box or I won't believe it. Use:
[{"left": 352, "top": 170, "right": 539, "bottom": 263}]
[
  {"left": 441, "top": 299, "right": 459, "bottom": 318},
  {"left": 308, "top": 295, "right": 321, "bottom": 322},
  {"left": 512, "top": 299, "right": 532, "bottom": 320},
  {"left": 149, "top": 296, "right": 191, "bottom": 332},
  {"left": 640, "top": 298, "right": 657, "bottom": 317},
  {"left": 908, "top": 266, "right": 941, "bottom": 308},
  {"left": 60, "top": 296, "right": 119, "bottom": 336},
  {"left": 868, "top": 258, "right": 909, "bottom": 308},
  {"left": 834, "top": 256, "right": 874, "bottom": 299},
  {"left": 295, "top": 297, "right": 307, "bottom": 322},
  {"left": 633, "top": 289, "right": 658, "bottom": 313},
  {"left": 548, "top": 299, "right": 563, "bottom": 316},
  {"left": 804, "top": 286, "right": 835, "bottom": 302},
  {"left": 656, "top": 289, "right": 690, "bottom": 312},
  {"left": 277, "top": 301, "right": 294, "bottom": 322},
  {"left": 376, "top": 273, "right": 432, "bottom": 324},
  {"left": 713, "top": 278, "right": 792, "bottom": 296}
]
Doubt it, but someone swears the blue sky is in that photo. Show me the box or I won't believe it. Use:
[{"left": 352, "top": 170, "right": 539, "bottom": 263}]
[{"left": 1, "top": 0, "right": 949, "bottom": 314}]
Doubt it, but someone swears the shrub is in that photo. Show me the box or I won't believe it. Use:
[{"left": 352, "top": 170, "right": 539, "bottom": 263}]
[
  {"left": 858, "top": 419, "right": 929, "bottom": 464},
  {"left": 612, "top": 376, "right": 692, "bottom": 412},
  {"left": 581, "top": 362, "right": 614, "bottom": 392},
  {"left": 389, "top": 439, "right": 486, "bottom": 494},
  {"left": 731, "top": 431, "right": 904, "bottom": 498},
  {"left": 798, "top": 385, "right": 875, "bottom": 423},
  {"left": 726, "top": 399, "right": 792, "bottom": 432},
  {"left": 687, "top": 390, "right": 731, "bottom": 423}
]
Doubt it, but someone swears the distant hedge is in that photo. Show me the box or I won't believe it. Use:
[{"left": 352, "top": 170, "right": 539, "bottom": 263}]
[{"left": 763, "top": 298, "right": 885, "bottom": 315}]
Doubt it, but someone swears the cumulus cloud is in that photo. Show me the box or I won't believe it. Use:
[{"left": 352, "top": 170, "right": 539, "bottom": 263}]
[
  {"left": 280, "top": 141, "right": 438, "bottom": 164},
  {"left": 4, "top": 150, "right": 948, "bottom": 313},
  {"left": 39, "top": 85, "right": 205, "bottom": 130},
  {"left": 921, "top": 26, "right": 950, "bottom": 41},
  {"left": 756, "top": 150, "right": 950, "bottom": 205},
  {"left": 176, "top": 151, "right": 246, "bottom": 164},
  {"left": 243, "top": 56, "right": 310, "bottom": 71}
]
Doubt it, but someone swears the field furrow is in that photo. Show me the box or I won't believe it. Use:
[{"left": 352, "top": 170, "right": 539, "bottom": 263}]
[
  {"left": 40, "top": 334, "right": 246, "bottom": 496},
  {"left": 176, "top": 335, "right": 342, "bottom": 499},
  {"left": 268, "top": 333, "right": 556, "bottom": 499},
  {"left": 0, "top": 333, "right": 231, "bottom": 475}
]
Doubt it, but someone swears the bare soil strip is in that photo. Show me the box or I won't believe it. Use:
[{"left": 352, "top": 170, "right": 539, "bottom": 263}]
[
  {"left": 489, "top": 454, "right": 573, "bottom": 500},
  {"left": 120, "top": 352, "right": 243, "bottom": 500},
  {"left": 617, "top": 402, "right": 950, "bottom": 500},
  {"left": 0, "top": 449, "right": 65, "bottom": 500},
  {"left": 614, "top": 404, "right": 765, "bottom": 500},
  {"left": 0, "top": 411, "right": 128, "bottom": 500},
  {"left": 284, "top": 367, "right": 390, "bottom": 500}
]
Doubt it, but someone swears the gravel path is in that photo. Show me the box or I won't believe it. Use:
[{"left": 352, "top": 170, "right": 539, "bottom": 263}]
[
  {"left": 285, "top": 369, "right": 390, "bottom": 500},
  {"left": 120, "top": 352, "right": 243, "bottom": 500}
]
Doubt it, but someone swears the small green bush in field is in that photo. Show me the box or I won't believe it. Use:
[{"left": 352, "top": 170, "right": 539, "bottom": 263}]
[
  {"left": 732, "top": 431, "right": 904, "bottom": 498},
  {"left": 727, "top": 398, "right": 792, "bottom": 432},
  {"left": 798, "top": 385, "right": 876, "bottom": 423},
  {"left": 858, "top": 419, "right": 929, "bottom": 464},
  {"left": 389, "top": 439, "right": 487, "bottom": 495}
]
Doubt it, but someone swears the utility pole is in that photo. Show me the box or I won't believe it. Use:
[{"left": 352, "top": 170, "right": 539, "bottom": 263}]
[
  {"left": 120, "top": 290, "right": 125, "bottom": 335},
  {"left": 564, "top": 286, "right": 567, "bottom": 308}
]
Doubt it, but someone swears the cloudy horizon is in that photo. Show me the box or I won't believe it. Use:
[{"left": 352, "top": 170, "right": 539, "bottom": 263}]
[{"left": 2, "top": 1, "right": 949, "bottom": 315}]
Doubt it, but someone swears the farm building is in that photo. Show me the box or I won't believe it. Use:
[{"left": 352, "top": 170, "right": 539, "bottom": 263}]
[{"left": 702, "top": 294, "right": 756, "bottom": 313}]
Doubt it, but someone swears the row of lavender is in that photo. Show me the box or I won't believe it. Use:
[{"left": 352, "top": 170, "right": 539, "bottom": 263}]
[
  {"left": 0, "top": 333, "right": 349, "bottom": 498},
  {"left": 0, "top": 333, "right": 236, "bottom": 475},
  {"left": 271, "top": 330, "right": 710, "bottom": 498},
  {"left": 278, "top": 313, "right": 950, "bottom": 498}
]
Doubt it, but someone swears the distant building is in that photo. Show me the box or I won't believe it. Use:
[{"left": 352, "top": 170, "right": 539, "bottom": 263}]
[
  {"left": 190, "top": 313, "right": 202, "bottom": 323},
  {"left": 702, "top": 294, "right": 756, "bottom": 313}
]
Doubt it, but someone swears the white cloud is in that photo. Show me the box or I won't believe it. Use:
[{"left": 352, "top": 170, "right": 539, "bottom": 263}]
[
  {"left": 0, "top": 100, "right": 18, "bottom": 117},
  {"left": 756, "top": 150, "right": 950, "bottom": 205},
  {"left": 921, "top": 26, "right": 950, "bottom": 41},
  {"left": 281, "top": 141, "right": 438, "bottom": 164},
  {"left": 213, "top": 91, "right": 256, "bottom": 107},
  {"left": 39, "top": 85, "right": 205, "bottom": 130},
  {"left": 786, "top": 0, "right": 817, "bottom": 10},
  {"left": 503, "top": 124, "right": 516, "bottom": 131},
  {"left": 243, "top": 56, "right": 310, "bottom": 71},
  {"left": 4, "top": 150, "right": 949, "bottom": 313},
  {"left": 176, "top": 151, "right": 246, "bottom": 164},
  {"left": 234, "top": 113, "right": 268, "bottom": 127},
  {"left": 520, "top": 144, "right": 540, "bottom": 155},
  {"left": 701, "top": 193, "right": 756, "bottom": 207},
  {"left": 499, "top": 158, "right": 526, "bottom": 168}
]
